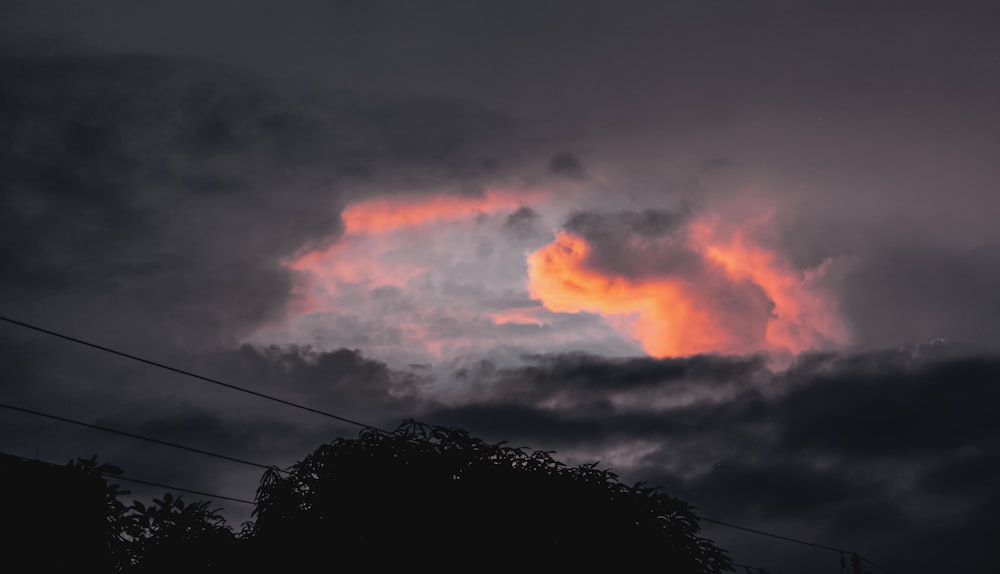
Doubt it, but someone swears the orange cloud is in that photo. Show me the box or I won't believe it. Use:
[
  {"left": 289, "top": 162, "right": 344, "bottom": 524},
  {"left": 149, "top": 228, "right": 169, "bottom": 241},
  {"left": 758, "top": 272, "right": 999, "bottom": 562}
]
[
  {"left": 287, "top": 237, "right": 425, "bottom": 286},
  {"left": 285, "top": 187, "right": 547, "bottom": 308},
  {"left": 276, "top": 184, "right": 842, "bottom": 361},
  {"left": 342, "top": 188, "right": 548, "bottom": 234},
  {"left": 277, "top": 186, "right": 557, "bottom": 357},
  {"left": 527, "top": 233, "right": 737, "bottom": 356},
  {"left": 491, "top": 306, "right": 549, "bottom": 326},
  {"left": 692, "top": 213, "right": 848, "bottom": 355},
  {"left": 527, "top": 214, "right": 847, "bottom": 357}
]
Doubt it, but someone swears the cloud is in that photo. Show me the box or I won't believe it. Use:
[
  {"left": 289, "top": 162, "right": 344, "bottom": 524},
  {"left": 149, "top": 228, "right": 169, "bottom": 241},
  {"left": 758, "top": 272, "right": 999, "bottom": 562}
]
[
  {"left": 0, "top": 44, "right": 524, "bottom": 353},
  {"left": 528, "top": 208, "right": 847, "bottom": 357},
  {"left": 502, "top": 206, "right": 543, "bottom": 239},
  {"left": 416, "top": 347, "right": 1000, "bottom": 572},
  {"left": 258, "top": 181, "right": 662, "bottom": 363},
  {"left": 840, "top": 241, "right": 1000, "bottom": 350},
  {"left": 549, "top": 153, "right": 585, "bottom": 180},
  {"left": 778, "top": 353, "right": 1000, "bottom": 458},
  {"left": 4, "top": 6, "right": 1000, "bottom": 573},
  {"left": 337, "top": 188, "right": 547, "bottom": 235},
  {"left": 0, "top": 332, "right": 421, "bottom": 524}
]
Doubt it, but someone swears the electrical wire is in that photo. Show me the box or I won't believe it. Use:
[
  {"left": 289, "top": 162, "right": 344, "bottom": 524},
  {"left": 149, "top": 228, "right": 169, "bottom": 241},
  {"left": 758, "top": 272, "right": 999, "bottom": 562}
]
[
  {"left": 698, "top": 515, "right": 846, "bottom": 554},
  {"left": 109, "top": 474, "right": 255, "bottom": 505},
  {"left": 698, "top": 516, "right": 896, "bottom": 574},
  {"left": 1, "top": 314, "right": 898, "bottom": 572},
  {"left": 0, "top": 314, "right": 386, "bottom": 432},
  {"left": 0, "top": 401, "right": 284, "bottom": 473},
  {"left": 5, "top": 452, "right": 255, "bottom": 505}
]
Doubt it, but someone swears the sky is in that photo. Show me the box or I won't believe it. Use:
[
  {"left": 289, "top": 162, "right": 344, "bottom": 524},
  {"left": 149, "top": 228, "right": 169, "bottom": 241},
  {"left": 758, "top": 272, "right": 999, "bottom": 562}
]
[{"left": 2, "top": 1, "right": 999, "bottom": 571}]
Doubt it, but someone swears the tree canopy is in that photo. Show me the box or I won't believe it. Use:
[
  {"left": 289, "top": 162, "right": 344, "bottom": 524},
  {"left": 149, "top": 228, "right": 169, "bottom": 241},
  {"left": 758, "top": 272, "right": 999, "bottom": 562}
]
[
  {"left": 67, "top": 456, "right": 236, "bottom": 573},
  {"left": 61, "top": 420, "right": 732, "bottom": 572},
  {"left": 249, "top": 419, "right": 732, "bottom": 571}
]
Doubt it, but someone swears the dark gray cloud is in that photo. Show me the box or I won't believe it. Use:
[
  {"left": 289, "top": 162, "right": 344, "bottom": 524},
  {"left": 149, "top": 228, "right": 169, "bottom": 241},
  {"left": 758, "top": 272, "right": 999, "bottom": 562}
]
[
  {"left": 0, "top": 331, "right": 420, "bottom": 524},
  {"left": 0, "top": 44, "right": 523, "bottom": 352},
  {"left": 779, "top": 353, "right": 1000, "bottom": 458},
  {"left": 8, "top": 334, "right": 987, "bottom": 573},
  {"left": 841, "top": 242, "right": 1000, "bottom": 350},
  {"left": 557, "top": 209, "right": 778, "bottom": 353},
  {"left": 0, "top": 40, "right": 539, "bottom": 525},
  {"left": 415, "top": 348, "right": 1000, "bottom": 572},
  {"left": 560, "top": 209, "right": 705, "bottom": 279},
  {"left": 549, "top": 152, "right": 585, "bottom": 180},
  {"left": 448, "top": 351, "right": 766, "bottom": 404},
  {"left": 662, "top": 458, "right": 872, "bottom": 519},
  {"left": 16, "top": 1, "right": 996, "bottom": 124},
  {"left": 564, "top": 209, "right": 688, "bottom": 242},
  {"left": 503, "top": 206, "right": 542, "bottom": 239}
]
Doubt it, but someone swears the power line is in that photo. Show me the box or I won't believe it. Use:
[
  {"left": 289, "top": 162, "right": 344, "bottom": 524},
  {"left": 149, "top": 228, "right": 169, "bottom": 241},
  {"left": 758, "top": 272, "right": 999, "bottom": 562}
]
[
  {"left": 13, "top": 439, "right": 894, "bottom": 565},
  {"left": 14, "top": 450, "right": 897, "bottom": 573},
  {"left": 698, "top": 516, "right": 896, "bottom": 574},
  {"left": 698, "top": 515, "right": 845, "bottom": 554},
  {"left": 109, "top": 474, "right": 255, "bottom": 505},
  {"left": 0, "top": 315, "right": 899, "bottom": 571},
  {"left": 731, "top": 562, "right": 773, "bottom": 574},
  {"left": 0, "top": 401, "right": 285, "bottom": 473},
  {"left": 4, "top": 396, "right": 898, "bottom": 573},
  {"left": 0, "top": 314, "right": 386, "bottom": 433},
  {"left": 5, "top": 452, "right": 255, "bottom": 505}
]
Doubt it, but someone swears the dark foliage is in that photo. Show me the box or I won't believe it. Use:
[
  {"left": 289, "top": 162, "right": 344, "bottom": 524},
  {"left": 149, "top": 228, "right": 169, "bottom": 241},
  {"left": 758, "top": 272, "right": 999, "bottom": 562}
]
[
  {"left": 68, "top": 456, "right": 236, "bottom": 573},
  {"left": 2, "top": 453, "right": 110, "bottom": 570},
  {"left": 57, "top": 420, "right": 731, "bottom": 571},
  {"left": 250, "top": 419, "right": 732, "bottom": 571}
]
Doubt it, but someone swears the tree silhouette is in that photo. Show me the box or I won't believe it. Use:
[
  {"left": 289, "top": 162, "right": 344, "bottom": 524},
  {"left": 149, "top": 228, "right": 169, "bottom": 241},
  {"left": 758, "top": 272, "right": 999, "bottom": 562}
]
[
  {"left": 54, "top": 420, "right": 733, "bottom": 571},
  {"left": 66, "top": 455, "right": 132, "bottom": 569},
  {"left": 67, "top": 456, "right": 236, "bottom": 573},
  {"left": 119, "top": 493, "right": 237, "bottom": 574},
  {"left": 250, "top": 419, "right": 733, "bottom": 572},
  {"left": 3, "top": 453, "right": 112, "bottom": 570}
]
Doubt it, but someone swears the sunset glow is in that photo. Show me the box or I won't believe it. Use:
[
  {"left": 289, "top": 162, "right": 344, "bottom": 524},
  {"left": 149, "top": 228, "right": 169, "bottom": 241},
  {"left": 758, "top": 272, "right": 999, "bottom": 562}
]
[
  {"left": 491, "top": 306, "right": 549, "bottom": 326},
  {"left": 527, "top": 214, "right": 847, "bottom": 357},
  {"left": 342, "top": 188, "right": 547, "bottom": 234},
  {"left": 527, "top": 232, "right": 738, "bottom": 357},
  {"left": 692, "top": 214, "right": 849, "bottom": 355},
  {"left": 282, "top": 186, "right": 847, "bottom": 359},
  {"left": 14, "top": 7, "right": 996, "bottom": 569},
  {"left": 284, "top": 187, "right": 548, "bottom": 314}
]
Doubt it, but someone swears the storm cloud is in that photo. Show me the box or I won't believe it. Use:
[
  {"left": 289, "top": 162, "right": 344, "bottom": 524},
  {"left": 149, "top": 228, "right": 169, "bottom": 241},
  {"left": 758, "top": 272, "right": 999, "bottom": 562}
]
[
  {"left": 423, "top": 348, "right": 1000, "bottom": 572},
  {"left": 3, "top": 2, "right": 1000, "bottom": 573},
  {"left": 0, "top": 44, "right": 527, "bottom": 353}
]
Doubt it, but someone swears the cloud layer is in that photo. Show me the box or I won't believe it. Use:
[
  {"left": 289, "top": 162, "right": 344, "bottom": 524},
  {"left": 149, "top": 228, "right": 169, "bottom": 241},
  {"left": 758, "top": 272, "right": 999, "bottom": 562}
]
[
  {"left": 529, "top": 208, "right": 848, "bottom": 357},
  {"left": 421, "top": 346, "right": 1000, "bottom": 572},
  {"left": 4, "top": 3, "right": 1000, "bottom": 573}
]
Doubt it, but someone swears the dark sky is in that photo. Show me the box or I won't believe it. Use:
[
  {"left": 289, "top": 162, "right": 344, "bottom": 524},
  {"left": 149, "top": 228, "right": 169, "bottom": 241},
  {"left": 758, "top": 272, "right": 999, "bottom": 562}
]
[{"left": 2, "top": 1, "right": 999, "bottom": 571}]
